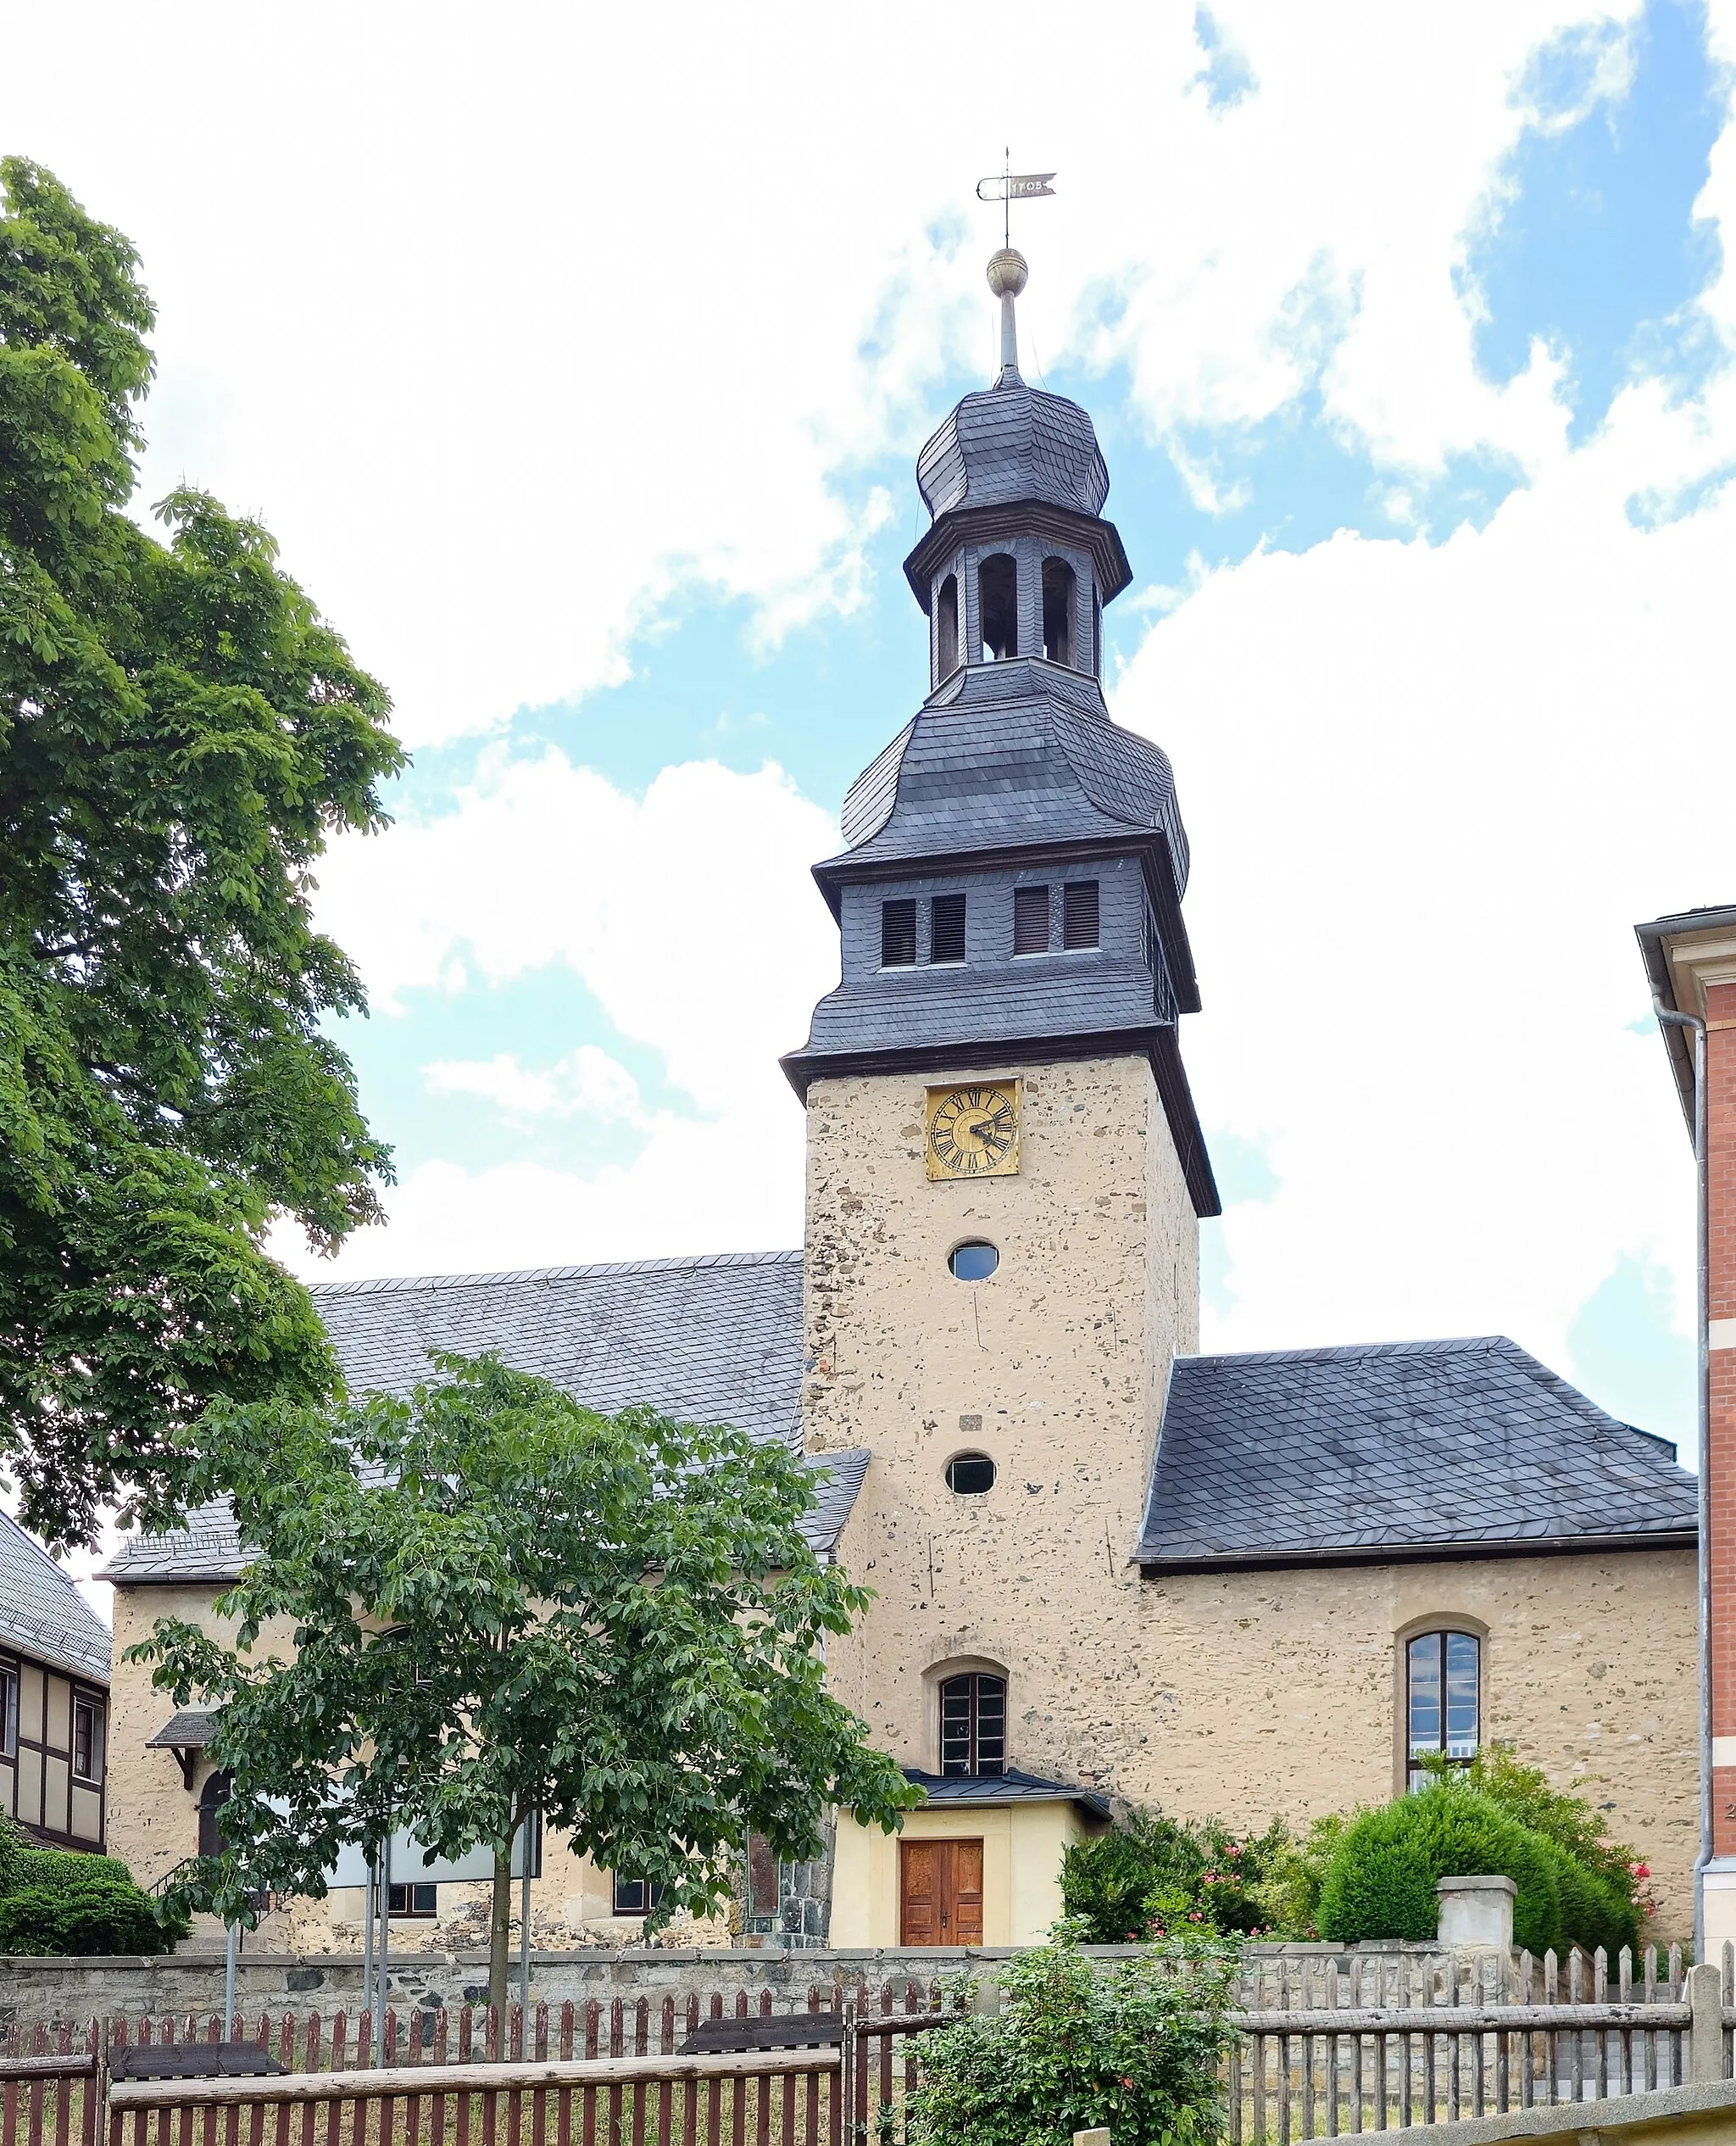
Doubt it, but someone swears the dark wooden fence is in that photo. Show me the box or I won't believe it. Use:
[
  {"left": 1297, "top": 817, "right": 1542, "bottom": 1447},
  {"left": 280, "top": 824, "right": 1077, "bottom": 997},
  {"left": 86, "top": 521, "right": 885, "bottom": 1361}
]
[{"left": 3, "top": 1949, "right": 1732, "bottom": 2146}]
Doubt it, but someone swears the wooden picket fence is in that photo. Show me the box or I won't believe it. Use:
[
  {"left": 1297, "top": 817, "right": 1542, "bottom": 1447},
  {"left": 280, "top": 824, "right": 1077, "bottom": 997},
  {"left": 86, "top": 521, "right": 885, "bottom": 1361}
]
[
  {"left": 1227, "top": 1943, "right": 1728, "bottom": 2142},
  {"left": 3, "top": 1949, "right": 1733, "bottom": 2146},
  {"left": 0, "top": 1987, "right": 935, "bottom": 2146}
]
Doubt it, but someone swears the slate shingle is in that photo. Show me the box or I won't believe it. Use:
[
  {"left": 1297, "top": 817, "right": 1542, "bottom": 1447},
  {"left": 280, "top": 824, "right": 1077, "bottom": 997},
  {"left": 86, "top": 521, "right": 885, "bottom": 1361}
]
[
  {"left": 1137, "top": 1335, "right": 1697, "bottom": 1569},
  {"left": 0, "top": 1509, "right": 111, "bottom": 1684},
  {"left": 105, "top": 1251, "right": 867, "bottom": 1582}
]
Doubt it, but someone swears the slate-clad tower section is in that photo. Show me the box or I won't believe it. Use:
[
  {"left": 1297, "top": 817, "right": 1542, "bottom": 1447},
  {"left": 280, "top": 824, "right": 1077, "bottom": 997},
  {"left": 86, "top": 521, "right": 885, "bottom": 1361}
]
[
  {"left": 781, "top": 259, "right": 1217, "bottom": 1218},
  {"left": 789, "top": 256, "right": 1220, "bottom": 1914}
]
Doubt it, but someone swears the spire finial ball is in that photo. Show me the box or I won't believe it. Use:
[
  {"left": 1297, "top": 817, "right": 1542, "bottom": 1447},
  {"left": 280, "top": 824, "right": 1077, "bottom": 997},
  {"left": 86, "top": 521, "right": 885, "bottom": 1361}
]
[{"left": 987, "top": 248, "right": 1028, "bottom": 298}]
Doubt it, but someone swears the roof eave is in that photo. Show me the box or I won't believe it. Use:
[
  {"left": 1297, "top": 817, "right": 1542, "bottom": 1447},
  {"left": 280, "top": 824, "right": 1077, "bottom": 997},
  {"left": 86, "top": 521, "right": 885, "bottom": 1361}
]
[
  {"left": 780, "top": 1022, "right": 1220, "bottom": 1218},
  {"left": 1635, "top": 903, "right": 1736, "bottom": 1140},
  {"left": 1137, "top": 1526, "right": 1698, "bottom": 1576},
  {"left": 902, "top": 501, "right": 1133, "bottom": 610}
]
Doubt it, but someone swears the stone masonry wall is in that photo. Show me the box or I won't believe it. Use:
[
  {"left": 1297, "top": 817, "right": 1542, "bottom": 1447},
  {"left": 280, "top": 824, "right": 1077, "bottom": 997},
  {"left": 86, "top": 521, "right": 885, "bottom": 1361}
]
[
  {"left": 797, "top": 1052, "right": 1698, "bottom": 1939},
  {"left": 106, "top": 1584, "right": 731, "bottom": 1958},
  {"left": 1129, "top": 1550, "right": 1699, "bottom": 1938},
  {"left": 0, "top": 1941, "right": 1509, "bottom": 2043},
  {"left": 803, "top": 1055, "right": 1198, "bottom": 1790}
]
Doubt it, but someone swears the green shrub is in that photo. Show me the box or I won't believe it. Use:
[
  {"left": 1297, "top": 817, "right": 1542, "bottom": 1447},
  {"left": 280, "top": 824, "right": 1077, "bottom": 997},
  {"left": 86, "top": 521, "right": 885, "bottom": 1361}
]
[
  {"left": 1418, "top": 1745, "right": 1649, "bottom": 1940},
  {"left": 0, "top": 1815, "right": 188, "bottom": 1956},
  {"left": 1060, "top": 1808, "right": 1204, "bottom": 1942},
  {"left": 1543, "top": 1838, "right": 1639, "bottom": 1957},
  {"left": 907, "top": 1926, "right": 1238, "bottom": 2146},
  {"left": 1316, "top": 1785, "right": 1563, "bottom": 1953}
]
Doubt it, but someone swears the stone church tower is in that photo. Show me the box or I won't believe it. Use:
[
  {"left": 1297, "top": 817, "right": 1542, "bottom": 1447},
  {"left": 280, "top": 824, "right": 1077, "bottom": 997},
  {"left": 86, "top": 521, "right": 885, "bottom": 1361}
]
[{"left": 782, "top": 249, "right": 1222, "bottom": 1945}]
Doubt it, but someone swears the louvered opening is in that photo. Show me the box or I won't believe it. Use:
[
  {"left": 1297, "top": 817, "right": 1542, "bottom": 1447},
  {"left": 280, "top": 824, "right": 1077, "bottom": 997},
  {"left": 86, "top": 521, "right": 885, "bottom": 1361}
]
[
  {"left": 930, "top": 892, "right": 966, "bottom": 965},
  {"left": 1012, "top": 884, "right": 1050, "bottom": 956},
  {"left": 1092, "top": 588, "right": 1103, "bottom": 677},
  {"left": 935, "top": 573, "right": 959, "bottom": 681},
  {"left": 881, "top": 899, "right": 917, "bottom": 967},
  {"left": 1042, "top": 556, "right": 1076, "bottom": 666},
  {"left": 979, "top": 553, "right": 1017, "bottom": 661},
  {"left": 1062, "top": 880, "right": 1099, "bottom": 950}
]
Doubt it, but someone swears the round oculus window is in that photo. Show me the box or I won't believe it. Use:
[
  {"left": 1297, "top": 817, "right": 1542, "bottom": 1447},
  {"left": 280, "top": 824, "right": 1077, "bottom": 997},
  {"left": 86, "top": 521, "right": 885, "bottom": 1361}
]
[
  {"left": 949, "top": 1240, "right": 999, "bottom": 1281},
  {"left": 946, "top": 1453, "right": 996, "bottom": 1495}
]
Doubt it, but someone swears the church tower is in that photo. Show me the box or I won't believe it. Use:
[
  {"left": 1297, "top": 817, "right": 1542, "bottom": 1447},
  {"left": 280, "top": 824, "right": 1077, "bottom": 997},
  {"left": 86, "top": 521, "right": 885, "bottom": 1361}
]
[{"left": 782, "top": 250, "right": 1219, "bottom": 1946}]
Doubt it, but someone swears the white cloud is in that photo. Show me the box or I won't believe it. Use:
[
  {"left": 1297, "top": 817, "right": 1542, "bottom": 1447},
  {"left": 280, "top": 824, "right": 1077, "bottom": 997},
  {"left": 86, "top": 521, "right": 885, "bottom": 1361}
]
[
  {"left": 425, "top": 1046, "right": 648, "bottom": 1128},
  {"left": 3, "top": 0, "right": 1661, "bottom": 746},
  {"left": 1112, "top": 362, "right": 1736, "bottom": 1386},
  {"left": 288, "top": 752, "right": 840, "bottom": 1279}
]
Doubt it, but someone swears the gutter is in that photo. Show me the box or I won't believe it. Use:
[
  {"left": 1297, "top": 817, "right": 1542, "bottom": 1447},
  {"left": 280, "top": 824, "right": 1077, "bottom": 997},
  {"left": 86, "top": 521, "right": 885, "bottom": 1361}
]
[
  {"left": 1138, "top": 1527, "right": 1698, "bottom": 1577},
  {"left": 1655, "top": 994, "right": 1713, "bottom": 1961}
]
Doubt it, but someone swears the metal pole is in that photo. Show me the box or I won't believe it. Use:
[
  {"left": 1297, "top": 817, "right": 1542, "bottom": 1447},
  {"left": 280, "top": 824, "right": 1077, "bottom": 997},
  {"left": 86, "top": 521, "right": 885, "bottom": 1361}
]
[
  {"left": 1658, "top": 998, "right": 1711, "bottom": 1958},
  {"left": 519, "top": 1814, "right": 534, "bottom": 2015},
  {"left": 361, "top": 1852, "right": 375, "bottom": 2020},
  {"left": 224, "top": 1917, "right": 239, "bottom": 2039},
  {"left": 376, "top": 1829, "right": 391, "bottom": 2060}
]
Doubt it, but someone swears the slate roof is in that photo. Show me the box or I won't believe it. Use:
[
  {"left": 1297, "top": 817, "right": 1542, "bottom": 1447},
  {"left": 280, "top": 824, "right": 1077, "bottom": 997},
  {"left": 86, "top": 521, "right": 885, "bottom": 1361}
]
[
  {"left": 105, "top": 1251, "right": 868, "bottom": 1584},
  {"left": 832, "top": 660, "right": 1189, "bottom": 889},
  {"left": 1137, "top": 1335, "right": 1699, "bottom": 1571},
  {"left": 903, "top": 1768, "right": 1113, "bottom": 1821},
  {"left": 0, "top": 1508, "right": 111, "bottom": 1684},
  {"left": 916, "top": 380, "right": 1110, "bottom": 521},
  {"left": 145, "top": 1708, "right": 218, "bottom": 1750}
]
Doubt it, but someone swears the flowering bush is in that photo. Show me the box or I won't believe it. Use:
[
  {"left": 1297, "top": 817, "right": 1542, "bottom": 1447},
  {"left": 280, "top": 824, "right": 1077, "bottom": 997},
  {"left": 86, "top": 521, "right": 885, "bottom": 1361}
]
[
  {"left": 1060, "top": 1807, "right": 1325, "bottom": 1942},
  {"left": 906, "top": 1923, "right": 1238, "bottom": 2146}
]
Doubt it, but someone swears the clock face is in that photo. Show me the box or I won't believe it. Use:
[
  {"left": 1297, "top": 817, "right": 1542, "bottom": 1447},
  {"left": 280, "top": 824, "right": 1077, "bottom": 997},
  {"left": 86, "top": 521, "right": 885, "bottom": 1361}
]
[{"left": 925, "top": 1082, "right": 1021, "bottom": 1180}]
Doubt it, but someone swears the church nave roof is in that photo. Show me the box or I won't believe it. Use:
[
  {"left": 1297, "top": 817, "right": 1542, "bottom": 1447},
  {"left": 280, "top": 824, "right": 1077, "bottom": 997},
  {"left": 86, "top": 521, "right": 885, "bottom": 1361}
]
[{"left": 1138, "top": 1334, "right": 1697, "bottom": 1572}]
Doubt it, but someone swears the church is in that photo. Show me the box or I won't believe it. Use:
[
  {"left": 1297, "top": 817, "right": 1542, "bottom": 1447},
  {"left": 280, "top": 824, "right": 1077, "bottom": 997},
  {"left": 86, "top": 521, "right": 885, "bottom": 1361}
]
[{"left": 102, "top": 248, "right": 1700, "bottom": 1954}]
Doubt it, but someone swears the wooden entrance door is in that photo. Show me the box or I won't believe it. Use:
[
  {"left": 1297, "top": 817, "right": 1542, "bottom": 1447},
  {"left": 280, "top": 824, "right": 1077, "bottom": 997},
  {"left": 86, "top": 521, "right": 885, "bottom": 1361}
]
[{"left": 899, "top": 1837, "right": 984, "bottom": 1946}]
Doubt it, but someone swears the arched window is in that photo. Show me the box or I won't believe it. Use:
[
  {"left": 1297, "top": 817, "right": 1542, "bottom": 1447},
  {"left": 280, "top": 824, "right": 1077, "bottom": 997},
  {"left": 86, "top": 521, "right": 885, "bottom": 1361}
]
[
  {"left": 935, "top": 574, "right": 959, "bottom": 681},
  {"left": 978, "top": 555, "right": 1017, "bottom": 661},
  {"left": 197, "top": 1768, "right": 233, "bottom": 1860},
  {"left": 940, "top": 1672, "right": 1006, "bottom": 1777},
  {"left": 1406, "top": 1630, "right": 1480, "bottom": 1789},
  {"left": 1042, "top": 558, "right": 1076, "bottom": 666}
]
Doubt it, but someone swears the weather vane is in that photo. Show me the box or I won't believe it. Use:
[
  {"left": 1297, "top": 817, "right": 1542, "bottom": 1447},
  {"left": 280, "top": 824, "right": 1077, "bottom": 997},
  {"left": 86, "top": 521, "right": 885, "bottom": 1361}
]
[{"left": 976, "top": 152, "right": 1056, "bottom": 251}]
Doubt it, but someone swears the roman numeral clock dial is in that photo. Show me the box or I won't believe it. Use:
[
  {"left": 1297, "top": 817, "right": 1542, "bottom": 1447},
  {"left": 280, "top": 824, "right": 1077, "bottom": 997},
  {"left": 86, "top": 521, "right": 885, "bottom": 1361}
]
[{"left": 925, "top": 1081, "right": 1021, "bottom": 1181}]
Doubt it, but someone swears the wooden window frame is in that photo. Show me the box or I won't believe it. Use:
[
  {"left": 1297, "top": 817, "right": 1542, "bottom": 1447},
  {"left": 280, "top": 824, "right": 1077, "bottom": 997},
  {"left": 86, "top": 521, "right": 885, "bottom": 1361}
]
[
  {"left": 388, "top": 1881, "right": 438, "bottom": 1918},
  {"left": 939, "top": 1671, "right": 1007, "bottom": 1779},
  {"left": 72, "top": 1692, "right": 104, "bottom": 1784},
  {"left": 612, "top": 1874, "right": 665, "bottom": 1916},
  {"left": 1401, "top": 1625, "right": 1483, "bottom": 1792}
]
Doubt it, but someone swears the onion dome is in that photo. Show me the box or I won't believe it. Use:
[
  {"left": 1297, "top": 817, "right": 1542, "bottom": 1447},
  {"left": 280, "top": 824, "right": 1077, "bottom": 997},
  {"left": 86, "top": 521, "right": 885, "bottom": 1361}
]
[{"left": 916, "top": 383, "right": 1110, "bottom": 520}]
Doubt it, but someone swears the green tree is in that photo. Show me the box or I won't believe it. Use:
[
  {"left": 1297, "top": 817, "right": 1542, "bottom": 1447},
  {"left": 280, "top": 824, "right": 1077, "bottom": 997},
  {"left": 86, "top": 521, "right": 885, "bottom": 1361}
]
[
  {"left": 0, "top": 157, "right": 403, "bottom": 1547},
  {"left": 908, "top": 1924, "right": 1238, "bottom": 2146},
  {"left": 128, "top": 1355, "right": 920, "bottom": 2011}
]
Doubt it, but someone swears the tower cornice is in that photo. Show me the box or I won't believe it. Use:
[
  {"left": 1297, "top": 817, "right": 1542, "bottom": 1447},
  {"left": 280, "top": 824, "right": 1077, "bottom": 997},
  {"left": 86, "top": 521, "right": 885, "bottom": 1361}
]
[{"left": 903, "top": 498, "right": 1132, "bottom": 612}]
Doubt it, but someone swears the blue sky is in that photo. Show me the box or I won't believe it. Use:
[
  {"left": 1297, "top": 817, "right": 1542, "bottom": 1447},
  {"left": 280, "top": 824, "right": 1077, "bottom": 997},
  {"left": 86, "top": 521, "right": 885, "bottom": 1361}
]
[{"left": 12, "top": 0, "right": 1733, "bottom": 1466}]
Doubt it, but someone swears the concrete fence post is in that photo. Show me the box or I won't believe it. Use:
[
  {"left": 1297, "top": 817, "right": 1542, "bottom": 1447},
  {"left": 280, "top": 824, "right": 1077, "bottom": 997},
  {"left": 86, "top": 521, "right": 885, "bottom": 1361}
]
[
  {"left": 1071, "top": 2132, "right": 1111, "bottom": 2146},
  {"left": 1687, "top": 1959, "right": 1724, "bottom": 2083}
]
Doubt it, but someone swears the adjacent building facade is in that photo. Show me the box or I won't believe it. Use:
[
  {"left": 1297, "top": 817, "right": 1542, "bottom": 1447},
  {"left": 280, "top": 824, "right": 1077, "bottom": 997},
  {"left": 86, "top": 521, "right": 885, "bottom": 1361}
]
[
  {"left": 103, "top": 254, "right": 1702, "bottom": 1952},
  {"left": 1, "top": 1508, "right": 111, "bottom": 1852}
]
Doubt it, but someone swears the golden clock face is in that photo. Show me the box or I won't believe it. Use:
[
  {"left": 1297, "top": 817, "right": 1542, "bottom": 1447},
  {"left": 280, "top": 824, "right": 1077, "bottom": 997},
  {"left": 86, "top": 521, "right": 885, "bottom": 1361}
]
[{"left": 925, "top": 1082, "right": 1021, "bottom": 1180}]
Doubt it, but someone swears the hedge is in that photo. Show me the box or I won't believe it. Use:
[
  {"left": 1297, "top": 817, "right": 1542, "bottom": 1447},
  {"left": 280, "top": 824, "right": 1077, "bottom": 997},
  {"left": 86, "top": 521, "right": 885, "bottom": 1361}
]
[
  {"left": 1316, "top": 1782, "right": 1640, "bottom": 1956},
  {"left": 0, "top": 1817, "right": 186, "bottom": 1956},
  {"left": 1317, "top": 1786, "right": 1563, "bottom": 1952}
]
